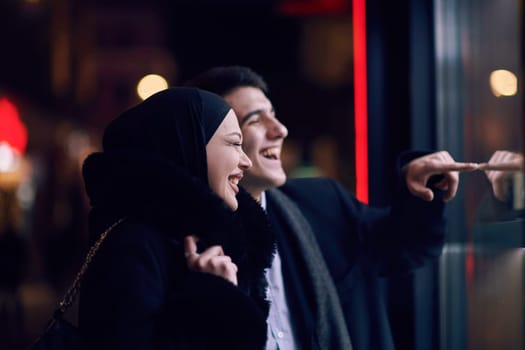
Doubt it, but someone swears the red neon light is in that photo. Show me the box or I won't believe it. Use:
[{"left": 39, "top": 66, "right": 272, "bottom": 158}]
[
  {"left": 0, "top": 98, "right": 28, "bottom": 154},
  {"left": 353, "top": 0, "right": 368, "bottom": 203}
]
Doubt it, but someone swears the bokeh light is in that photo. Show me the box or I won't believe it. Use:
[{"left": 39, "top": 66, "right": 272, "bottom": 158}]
[
  {"left": 136, "top": 74, "right": 169, "bottom": 100},
  {"left": 489, "top": 69, "right": 518, "bottom": 97}
]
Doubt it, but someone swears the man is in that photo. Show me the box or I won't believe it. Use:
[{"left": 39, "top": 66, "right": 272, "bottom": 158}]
[{"left": 186, "top": 66, "right": 477, "bottom": 349}]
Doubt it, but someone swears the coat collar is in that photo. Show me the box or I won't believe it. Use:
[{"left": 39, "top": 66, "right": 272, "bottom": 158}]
[{"left": 83, "top": 151, "right": 275, "bottom": 297}]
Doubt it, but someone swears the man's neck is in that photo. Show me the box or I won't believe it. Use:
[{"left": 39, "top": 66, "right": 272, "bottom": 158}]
[{"left": 250, "top": 190, "right": 263, "bottom": 203}]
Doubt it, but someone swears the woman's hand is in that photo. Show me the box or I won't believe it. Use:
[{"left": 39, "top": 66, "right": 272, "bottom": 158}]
[{"left": 184, "top": 235, "right": 238, "bottom": 286}]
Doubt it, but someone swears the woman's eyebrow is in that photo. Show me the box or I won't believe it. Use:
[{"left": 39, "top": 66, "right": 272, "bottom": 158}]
[{"left": 226, "top": 131, "right": 242, "bottom": 139}]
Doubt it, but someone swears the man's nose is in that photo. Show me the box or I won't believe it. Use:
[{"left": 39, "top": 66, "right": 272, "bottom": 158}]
[{"left": 267, "top": 119, "right": 288, "bottom": 139}]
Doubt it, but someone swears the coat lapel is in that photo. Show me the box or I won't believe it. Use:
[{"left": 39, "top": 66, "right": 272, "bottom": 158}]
[{"left": 267, "top": 188, "right": 353, "bottom": 350}]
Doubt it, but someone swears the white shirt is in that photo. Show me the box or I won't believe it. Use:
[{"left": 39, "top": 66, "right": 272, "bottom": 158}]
[{"left": 260, "top": 192, "right": 300, "bottom": 350}]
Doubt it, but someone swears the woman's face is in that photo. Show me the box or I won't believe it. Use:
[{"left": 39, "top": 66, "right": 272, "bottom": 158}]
[{"left": 206, "top": 110, "right": 252, "bottom": 210}]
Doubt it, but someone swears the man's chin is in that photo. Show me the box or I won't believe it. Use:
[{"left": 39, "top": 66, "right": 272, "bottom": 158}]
[
  {"left": 264, "top": 170, "right": 287, "bottom": 188},
  {"left": 272, "top": 174, "right": 287, "bottom": 187},
  {"left": 241, "top": 172, "right": 287, "bottom": 192}
]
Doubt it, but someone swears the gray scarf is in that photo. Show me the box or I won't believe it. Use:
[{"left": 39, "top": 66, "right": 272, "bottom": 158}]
[{"left": 267, "top": 189, "right": 353, "bottom": 350}]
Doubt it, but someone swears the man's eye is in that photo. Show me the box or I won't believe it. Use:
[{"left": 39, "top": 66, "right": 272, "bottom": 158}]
[{"left": 247, "top": 118, "right": 261, "bottom": 125}]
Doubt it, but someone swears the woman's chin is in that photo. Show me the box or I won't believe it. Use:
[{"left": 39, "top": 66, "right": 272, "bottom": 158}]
[{"left": 224, "top": 197, "right": 238, "bottom": 211}]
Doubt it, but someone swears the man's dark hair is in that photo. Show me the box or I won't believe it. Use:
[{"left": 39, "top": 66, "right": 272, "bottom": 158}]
[{"left": 184, "top": 66, "right": 268, "bottom": 97}]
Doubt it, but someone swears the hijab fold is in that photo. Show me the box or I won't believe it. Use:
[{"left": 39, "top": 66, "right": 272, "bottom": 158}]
[{"left": 100, "top": 87, "right": 230, "bottom": 184}]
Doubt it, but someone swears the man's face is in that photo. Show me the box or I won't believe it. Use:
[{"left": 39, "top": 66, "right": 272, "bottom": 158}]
[{"left": 224, "top": 87, "right": 288, "bottom": 198}]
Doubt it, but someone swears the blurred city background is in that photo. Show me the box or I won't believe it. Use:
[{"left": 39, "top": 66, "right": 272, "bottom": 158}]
[{"left": 0, "top": 1, "right": 367, "bottom": 348}]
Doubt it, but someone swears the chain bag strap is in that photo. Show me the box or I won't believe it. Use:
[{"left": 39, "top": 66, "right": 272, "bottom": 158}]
[
  {"left": 31, "top": 217, "right": 126, "bottom": 350},
  {"left": 57, "top": 217, "right": 126, "bottom": 314}
]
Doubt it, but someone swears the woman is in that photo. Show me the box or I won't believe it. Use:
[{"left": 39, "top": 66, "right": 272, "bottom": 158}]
[{"left": 79, "top": 87, "right": 275, "bottom": 349}]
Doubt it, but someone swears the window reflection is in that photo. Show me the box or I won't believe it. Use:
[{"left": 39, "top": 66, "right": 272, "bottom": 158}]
[{"left": 435, "top": 0, "right": 524, "bottom": 349}]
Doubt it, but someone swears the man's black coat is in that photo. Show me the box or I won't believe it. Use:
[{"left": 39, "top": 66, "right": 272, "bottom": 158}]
[{"left": 266, "top": 176, "right": 445, "bottom": 350}]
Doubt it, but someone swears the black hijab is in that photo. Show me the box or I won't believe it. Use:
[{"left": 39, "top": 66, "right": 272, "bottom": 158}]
[
  {"left": 82, "top": 87, "right": 234, "bottom": 232},
  {"left": 101, "top": 87, "right": 231, "bottom": 184}
]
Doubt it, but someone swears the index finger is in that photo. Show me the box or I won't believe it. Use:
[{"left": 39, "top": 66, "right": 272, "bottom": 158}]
[
  {"left": 431, "top": 162, "right": 480, "bottom": 173},
  {"left": 477, "top": 162, "right": 523, "bottom": 171},
  {"left": 184, "top": 235, "right": 199, "bottom": 257}
]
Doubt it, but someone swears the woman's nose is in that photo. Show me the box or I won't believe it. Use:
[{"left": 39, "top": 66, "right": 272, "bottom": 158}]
[{"left": 239, "top": 150, "right": 252, "bottom": 170}]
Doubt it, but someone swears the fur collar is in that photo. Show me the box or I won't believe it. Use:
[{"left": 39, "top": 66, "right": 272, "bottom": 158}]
[{"left": 83, "top": 152, "right": 275, "bottom": 314}]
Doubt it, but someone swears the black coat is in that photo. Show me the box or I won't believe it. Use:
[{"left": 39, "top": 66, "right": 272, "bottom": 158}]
[
  {"left": 267, "top": 174, "right": 445, "bottom": 350},
  {"left": 79, "top": 159, "right": 275, "bottom": 350}
]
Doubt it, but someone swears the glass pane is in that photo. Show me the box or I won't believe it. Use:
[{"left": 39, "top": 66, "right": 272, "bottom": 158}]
[{"left": 435, "top": 0, "right": 524, "bottom": 349}]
